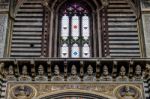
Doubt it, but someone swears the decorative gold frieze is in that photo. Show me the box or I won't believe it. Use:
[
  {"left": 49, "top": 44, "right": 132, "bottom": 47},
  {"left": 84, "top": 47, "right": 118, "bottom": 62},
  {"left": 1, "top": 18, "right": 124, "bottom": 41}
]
[{"left": 7, "top": 82, "right": 144, "bottom": 99}]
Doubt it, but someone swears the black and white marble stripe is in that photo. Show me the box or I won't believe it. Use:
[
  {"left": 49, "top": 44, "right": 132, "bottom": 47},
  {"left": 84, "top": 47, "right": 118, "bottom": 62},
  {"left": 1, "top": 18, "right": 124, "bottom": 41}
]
[
  {"left": 147, "top": 78, "right": 150, "bottom": 99},
  {"left": 0, "top": 80, "right": 6, "bottom": 99},
  {"left": 144, "top": 79, "right": 150, "bottom": 99}
]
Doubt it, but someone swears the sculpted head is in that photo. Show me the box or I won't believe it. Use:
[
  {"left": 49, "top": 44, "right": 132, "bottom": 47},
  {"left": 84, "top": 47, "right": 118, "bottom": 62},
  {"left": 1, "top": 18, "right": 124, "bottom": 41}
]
[
  {"left": 8, "top": 65, "right": 14, "bottom": 75},
  {"left": 54, "top": 65, "right": 60, "bottom": 75},
  {"left": 38, "top": 65, "right": 44, "bottom": 75},
  {"left": 87, "top": 65, "right": 93, "bottom": 75},
  {"left": 22, "top": 65, "right": 28, "bottom": 75},
  {"left": 71, "top": 65, "right": 77, "bottom": 75},
  {"left": 18, "top": 86, "right": 26, "bottom": 96},
  {"left": 120, "top": 66, "right": 126, "bottom": 76},
  {"left": 0, "top": 62, "right": 4, "bottom": 67},
  {"left": 124, "top": 85, "right": 130, "bottom": 92},
  {"left": 103, "top": 65, "right": 109, "bottom": 76},
  {"left": 135, "top": 65, "right": 141, "bottom": 75}
]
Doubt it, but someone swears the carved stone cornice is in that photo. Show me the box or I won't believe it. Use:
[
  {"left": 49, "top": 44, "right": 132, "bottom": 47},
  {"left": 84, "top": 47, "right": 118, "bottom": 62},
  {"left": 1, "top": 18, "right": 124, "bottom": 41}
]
[{"left": 0, "top": 58, "right": 150, "bottom": 82}]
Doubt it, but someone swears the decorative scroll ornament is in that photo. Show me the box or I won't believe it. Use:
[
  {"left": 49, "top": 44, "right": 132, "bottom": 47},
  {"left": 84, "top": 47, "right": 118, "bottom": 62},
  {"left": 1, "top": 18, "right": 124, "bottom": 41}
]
[{"left": 11, "top": 85, "right": 36, "bottom": 99}]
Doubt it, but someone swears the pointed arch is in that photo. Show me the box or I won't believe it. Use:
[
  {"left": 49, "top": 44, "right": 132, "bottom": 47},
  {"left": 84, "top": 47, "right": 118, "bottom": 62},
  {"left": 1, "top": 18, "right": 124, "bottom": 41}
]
[
  {"left": 125, "top": 0, "right": 141, "bottom": 19},
  {"left": 51, "top": 0, "right": 99, "bottom": 13}
]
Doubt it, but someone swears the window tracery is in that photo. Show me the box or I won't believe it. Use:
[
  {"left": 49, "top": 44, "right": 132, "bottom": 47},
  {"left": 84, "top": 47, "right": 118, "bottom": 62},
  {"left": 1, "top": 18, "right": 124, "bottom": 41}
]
[{"left": 60, "top": 3, "right": 91, "bottom": 58}]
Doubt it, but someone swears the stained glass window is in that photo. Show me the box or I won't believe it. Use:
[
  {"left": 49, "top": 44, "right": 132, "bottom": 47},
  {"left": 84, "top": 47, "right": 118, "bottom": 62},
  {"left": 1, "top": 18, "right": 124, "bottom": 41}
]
[
  {"left": 72, "top": 15, "right": 79, "bottom": 40},
  {"left": 60, "top": 3, "right": 91, "bottom": 58},
  {"left": 82, "top": 15, "right": 90, "bottom": 40},
  {"left": 82, "top": 44, "right": 90, "bottom": 57},
  {"left": 61, "top": 15, "right": 69, "bottom": 40},
  {"left": 61, "top": 44, "right": 69, "bottom": 58},
  {"left": 71, "top": 43, "right": 80, "bottom": 58}
]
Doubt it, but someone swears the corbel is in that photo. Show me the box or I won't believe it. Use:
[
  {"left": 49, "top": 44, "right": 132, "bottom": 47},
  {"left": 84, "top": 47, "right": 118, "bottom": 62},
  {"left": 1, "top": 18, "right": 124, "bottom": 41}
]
[
  {"left": 129, "top": 60, "right": 134, "bottom": 78},
  {"left": 96, "top": 60, "right": 100, "bottom": 81},
  {"left": 112, "top": 61, "right": 117, "bottom": 79},
  {"left": 47, "top": 60, "right": 51, "bottom": 81},
  {"left": 80, "top": 61, "right": 84, "bottom": 81},
  {"left": 14, "top": 60, "right": 19, "bottom": 78},
  {"left": 64, "top": 61, "right": 67, "bottom": 81},
  {"left": 30, "top": 60, "right": 35, "bottom": 81}
]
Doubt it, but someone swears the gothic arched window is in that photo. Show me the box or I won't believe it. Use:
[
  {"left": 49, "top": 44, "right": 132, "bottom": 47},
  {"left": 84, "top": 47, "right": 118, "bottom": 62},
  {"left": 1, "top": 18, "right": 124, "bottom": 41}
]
[{"left": 59, "top": 3, "right": 91, "bottom": 58}]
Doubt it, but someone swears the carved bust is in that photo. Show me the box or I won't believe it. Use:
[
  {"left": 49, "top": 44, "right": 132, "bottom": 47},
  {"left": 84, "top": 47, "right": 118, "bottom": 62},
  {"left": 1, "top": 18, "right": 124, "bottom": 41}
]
[
  {"left": 51, "top": 65, "right": 64, "bottom": 81},
  {"left": 13, "top": 85, "right": 35, "bottom": 99},
  {"left": 100, "top": 65, "right": 112, "bottom": 81},
  {"left": 15, "top": 86, "right": 28, "bottom": 98},
  {"left": 115, "top": 85, "right": 141, "bottom": 99},
  {"left": 6, "top": 65, "right": 16, "bottom": 81},
  {"left": 18, "top": 65, "right": 32, "bottom": 81},
  {"left": 116, "top": 66, "right": 129, "bottom": 81},
  {"left": 35, "top": 65, "right": 48, "bottom": 81},
  {"left": 121, "top": 86, "right": 136, "bottom": 99},
  {"left": 83, "top": 65, "right": 96, "bottom": 81},
  {"left": 67, "top": 65, "right": 80, "bottom": 81},
  {"left": 133, "top": 65, "right": 143, "bottom": 81}
]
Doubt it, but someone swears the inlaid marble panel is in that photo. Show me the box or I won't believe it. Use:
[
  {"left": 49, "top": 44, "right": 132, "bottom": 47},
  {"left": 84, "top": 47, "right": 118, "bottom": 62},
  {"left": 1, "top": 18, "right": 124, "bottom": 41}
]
[
  {"left": 0, "top": 15, "right": 8, "bottom": 57},
  {"left": 6, "top": 82, "right": 145, "bottom": 99},
  {"left": 142, "top": 14, "right": 150, "bottom": 57}
]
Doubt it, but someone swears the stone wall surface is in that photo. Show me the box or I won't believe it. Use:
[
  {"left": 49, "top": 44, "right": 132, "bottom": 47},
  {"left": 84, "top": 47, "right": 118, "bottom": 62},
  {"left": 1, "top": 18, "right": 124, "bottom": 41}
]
[
  {"left": 141, "top": 0, "right": 150, "bottom": 57},
  {"left": 0, "top": 15, "right": 8, "bottom": 58},
  {"left": 142, "top": 14, "right": 150, "bottom": 57}
]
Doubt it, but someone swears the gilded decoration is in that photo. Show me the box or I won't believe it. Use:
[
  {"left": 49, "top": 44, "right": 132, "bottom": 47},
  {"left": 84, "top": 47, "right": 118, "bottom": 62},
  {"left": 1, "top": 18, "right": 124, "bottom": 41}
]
[
  {"left": 9, "top": 84, "right": 36, "bottom": 99},
  {"left": 114, "top": 85, "right": 142, "bottom": 99},
  {"left": 7, "top": 82, "right": 144, "bottom": 99}
]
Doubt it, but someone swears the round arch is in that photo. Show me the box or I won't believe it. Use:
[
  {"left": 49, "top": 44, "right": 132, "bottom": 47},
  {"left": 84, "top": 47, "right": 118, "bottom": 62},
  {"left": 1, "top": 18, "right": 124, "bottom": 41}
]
[{"left": 37, "top": 89, "right": 116, "bottom": 99}]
